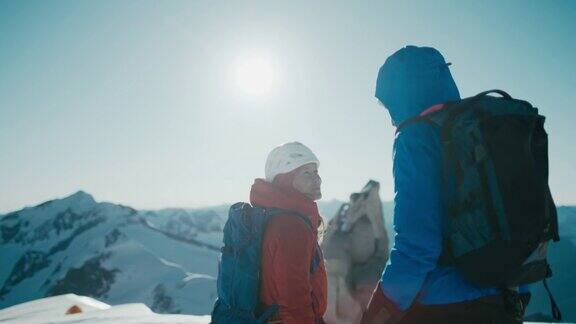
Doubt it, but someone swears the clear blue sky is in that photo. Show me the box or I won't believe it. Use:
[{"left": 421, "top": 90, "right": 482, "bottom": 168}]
[{"left": 1, "top": 0, "right": 575, "bottom": 213}]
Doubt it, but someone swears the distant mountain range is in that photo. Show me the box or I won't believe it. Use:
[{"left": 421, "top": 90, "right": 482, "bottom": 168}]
[
  {"left": 0, "top": 191, "right": 218, "bottom": 315},
  {"left": 0, "top": 191, "right": 574, "bottom": 321}
]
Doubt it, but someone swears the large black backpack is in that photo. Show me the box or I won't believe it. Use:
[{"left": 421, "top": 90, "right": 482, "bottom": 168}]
[{"left": 399, "top": 90, "right": 561, "bottom": 319}]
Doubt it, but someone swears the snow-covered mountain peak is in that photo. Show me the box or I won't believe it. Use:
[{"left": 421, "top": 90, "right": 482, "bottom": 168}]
[
  {"left": 65, "top": 190, "right": 95, "bottom": 204},
  {"left": 46, "top": 190, "right": 96, "bottom": 212},
  {"left": 11, "top": 190, "right": 99, "bottom": 220}
]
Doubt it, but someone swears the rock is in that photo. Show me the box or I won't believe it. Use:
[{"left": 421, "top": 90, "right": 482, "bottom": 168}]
[{"left": 321, "top": 180, "right": 389, "bottom": 324}]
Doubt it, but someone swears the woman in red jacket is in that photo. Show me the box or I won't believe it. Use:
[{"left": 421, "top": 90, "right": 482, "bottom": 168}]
[{"left": 251, "top": 142, "right": 327, "bottom": 324}]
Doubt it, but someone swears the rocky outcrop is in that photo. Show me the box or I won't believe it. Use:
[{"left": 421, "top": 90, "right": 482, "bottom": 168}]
[
  {"left": 321, "top": 180, "right": 389, "bottom": 324},
  {"left": 151, "top": 284, "right": 180, "bottom": 314},
  {"left": 48, "top": 253, "right": 119, "bottom": 299},
  {"left": 0, "top": 251, "right": 50, "bottom": 299}
]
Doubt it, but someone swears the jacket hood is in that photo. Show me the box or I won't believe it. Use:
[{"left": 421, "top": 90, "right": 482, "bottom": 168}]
[
  {"left": 375, "top": 45, "right": 461, "bottom": 125},
  {"left": 250, "top": 178, "right": 322, "bottom": 231}
]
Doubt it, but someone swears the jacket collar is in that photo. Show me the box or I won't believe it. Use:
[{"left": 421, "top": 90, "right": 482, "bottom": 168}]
[{"left": 250, "top": 178, "right": 322, "bottom": 230}]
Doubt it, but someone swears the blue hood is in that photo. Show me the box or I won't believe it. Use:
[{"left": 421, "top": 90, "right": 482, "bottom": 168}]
[{"left": 375, "top": 46, "right": 461, "bottom": 125}]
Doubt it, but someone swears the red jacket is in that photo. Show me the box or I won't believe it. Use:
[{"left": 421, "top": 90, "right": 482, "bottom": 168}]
[{"left": 250, "top": 179, "right": 327, "bottom": 324}]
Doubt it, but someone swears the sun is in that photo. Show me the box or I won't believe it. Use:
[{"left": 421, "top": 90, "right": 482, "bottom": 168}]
[{"left": 234, "top": 58, "right": 276, "bottom": 97}]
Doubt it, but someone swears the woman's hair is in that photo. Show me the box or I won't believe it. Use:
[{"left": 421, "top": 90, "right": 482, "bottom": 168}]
[{"left": 317, "top": 217, "right": 326, "bottom": 242}]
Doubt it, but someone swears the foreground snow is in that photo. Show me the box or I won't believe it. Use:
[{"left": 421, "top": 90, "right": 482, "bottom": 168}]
[
  {"left": 0, "top": 293, "right": 567, "bottom": 324},
  {"left": 0, "top": 294, "right": 210, "bottom": 323}
]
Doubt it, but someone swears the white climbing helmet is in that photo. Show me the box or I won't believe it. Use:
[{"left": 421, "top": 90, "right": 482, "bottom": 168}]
[{"left": 265, "top": 142, "right": 320, "bottom": 182}]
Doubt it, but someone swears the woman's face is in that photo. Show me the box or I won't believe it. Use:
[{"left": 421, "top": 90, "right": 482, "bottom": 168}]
[{"left": 292, "top": 163, "right": 322, "bottom": 201}]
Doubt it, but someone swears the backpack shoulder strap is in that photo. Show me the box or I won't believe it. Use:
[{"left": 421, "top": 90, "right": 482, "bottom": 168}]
[
  {"left": 396, "top": 103, "right": 451, "bottom": 134},
  {"left": 265, "top": 207, "right": 314, "bottom": 230},
  {"left": 264, "top": 207, "right": 321, "bottom": 274},
  {"left": 396, "top": 114, "right": 428, "bottom": 133}
]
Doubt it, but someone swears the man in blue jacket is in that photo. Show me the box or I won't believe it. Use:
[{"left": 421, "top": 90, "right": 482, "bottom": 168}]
[{"left": 360, "top": 46, "right": 528, "bottom": 323}]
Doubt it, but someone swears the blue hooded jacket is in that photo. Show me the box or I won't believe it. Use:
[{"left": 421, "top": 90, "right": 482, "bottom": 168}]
[{"left": 375, "top": 46, "right": 526, "bottom": 311}]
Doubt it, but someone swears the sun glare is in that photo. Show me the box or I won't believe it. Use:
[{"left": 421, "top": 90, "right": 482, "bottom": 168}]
[{"left": 234, "top": 58, "right": 276, "bottom": 97}]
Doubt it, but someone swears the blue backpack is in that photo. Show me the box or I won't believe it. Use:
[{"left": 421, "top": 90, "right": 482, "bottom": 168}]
[{"left": 211, "top": 202, "right": 322, "bottom": 324}]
